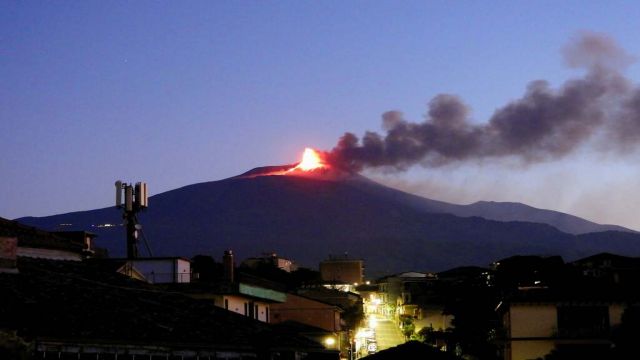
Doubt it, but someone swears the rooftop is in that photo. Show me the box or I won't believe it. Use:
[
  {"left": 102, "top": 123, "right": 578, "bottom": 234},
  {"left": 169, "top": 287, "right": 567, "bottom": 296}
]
[{"left": 0, "top": 257, "right": 325, "bottom": 352}]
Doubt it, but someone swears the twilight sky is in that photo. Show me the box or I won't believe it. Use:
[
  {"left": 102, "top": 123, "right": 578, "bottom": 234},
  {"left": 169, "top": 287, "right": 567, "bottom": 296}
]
[{"left": 3, "top": 1, "right": 640, "bottom": 230}]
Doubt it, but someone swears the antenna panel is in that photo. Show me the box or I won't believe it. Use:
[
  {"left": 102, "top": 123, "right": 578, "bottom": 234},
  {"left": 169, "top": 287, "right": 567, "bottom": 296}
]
[
  {"left": 115, "top": 180, "right": 123, "bottom": 208},
  {"left": 125, "top": 185, "right": 133, "bottom": 212}
]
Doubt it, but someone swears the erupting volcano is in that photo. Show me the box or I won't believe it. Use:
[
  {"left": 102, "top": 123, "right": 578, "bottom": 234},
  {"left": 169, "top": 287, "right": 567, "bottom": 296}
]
[
  {"left": 289, "top": 148, "right": 327, "bottom": 172},
  {"left": 239, "top": 147, "right": 343, "bottom": 179},
  {"left": 17, "top": 148, "right": 640, "bottom": 275}
]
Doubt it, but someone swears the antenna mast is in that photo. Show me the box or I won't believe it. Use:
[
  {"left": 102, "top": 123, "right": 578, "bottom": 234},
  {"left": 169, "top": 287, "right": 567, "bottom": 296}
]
[{"left": 115, "top": 181, "right": 148, "bottom": 259}]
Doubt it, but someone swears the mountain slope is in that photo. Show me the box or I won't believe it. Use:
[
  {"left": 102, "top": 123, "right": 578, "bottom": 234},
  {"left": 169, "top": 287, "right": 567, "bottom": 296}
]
[
  {"left": 442, "top": 200, "right": 630, "bottom": 234},
  {"left": 17, "top": 169, "right": 640, "bottom": 275},
  {"left": 356, "top": 181, "right": 631, "bottom": 234}
]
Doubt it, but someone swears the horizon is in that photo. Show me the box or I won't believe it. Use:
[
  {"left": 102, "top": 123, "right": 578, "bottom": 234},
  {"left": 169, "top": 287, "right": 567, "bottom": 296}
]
[{"left": 9, "top": 148, "right": 638, "bottom": 232}]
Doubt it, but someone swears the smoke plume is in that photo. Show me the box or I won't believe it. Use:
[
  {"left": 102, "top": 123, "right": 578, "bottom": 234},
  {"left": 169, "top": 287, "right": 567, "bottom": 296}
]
[{"left": 328, "top": 32, "right": 639, "bottom": 172}]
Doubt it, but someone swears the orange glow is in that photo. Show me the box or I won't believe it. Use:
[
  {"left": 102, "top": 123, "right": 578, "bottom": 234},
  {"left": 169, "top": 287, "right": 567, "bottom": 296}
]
[{"left": 292, "top": 148, "right": 326, "bottom": 171}]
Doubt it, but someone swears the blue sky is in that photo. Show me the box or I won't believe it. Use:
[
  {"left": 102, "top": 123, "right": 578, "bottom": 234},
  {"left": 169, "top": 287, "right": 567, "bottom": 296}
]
[{"left": 3, "top": 1, "right": 640, "bottom": 229}]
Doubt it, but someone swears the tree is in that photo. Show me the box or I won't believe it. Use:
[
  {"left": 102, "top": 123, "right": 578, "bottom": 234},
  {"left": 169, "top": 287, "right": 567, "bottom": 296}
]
[
  {"left": 191, "top": 255, "right": 223, "bottom": 282},
  {"left": 342, "top": 301, "right": 365, "bottom": 330},
  {"left": 442, "top": 282, "right": 500, "bottom": 360},
  {"left": 400, "top": 315, "right": 415, "bottom": 339},
  {"left": 0, "top": 330, "right": 32, "bottom": 360}
]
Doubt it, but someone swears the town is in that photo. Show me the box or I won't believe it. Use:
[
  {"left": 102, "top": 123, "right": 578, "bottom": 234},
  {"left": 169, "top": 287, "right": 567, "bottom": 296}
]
[{"left": 2, "top": 214, "right": 639, "bottom": 360}]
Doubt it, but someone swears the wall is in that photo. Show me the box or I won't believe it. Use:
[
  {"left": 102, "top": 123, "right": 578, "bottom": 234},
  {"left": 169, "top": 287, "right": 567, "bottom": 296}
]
[
  {"left": 175, "top": 258, "right": 191, "bottom": 283},
  {"left": 507, "top": 304, "right": 557, "bottom": 360},
  {"left": 509, "top": 304, "right": 557, "bottom": 338},
  {"left": 320, "top": 260, "right": 363, "bottom": 284},
  {"left": 17, "top": 247, "right": 82, "bottom": 261},
  {"left": 510, "top": 340, "right": 556, "bottom": 360},
  {"left": 130, "top": 258, "right": 191, "bottom": 284},
  {"left": 609, "top": 303, "right": 625, "bottom": 327},
  {"left": 218, "top": 294, "right": 271, "bottom": 322},
  {"left": 1, "top": 237, "right": 19, "bottom": 273},
  {"left": 132, "top": 259, "right": 175, "bottom": 283},
  {"left": 270, "top": 293, "right": 341, "bottom": 332},
  {"left": 415, "top": 306, "right": 453, "bottom": 332}
]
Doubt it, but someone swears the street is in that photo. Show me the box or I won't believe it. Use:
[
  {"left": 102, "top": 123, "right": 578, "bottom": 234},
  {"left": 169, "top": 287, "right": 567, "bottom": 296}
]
[{"left": 371, "top": 314, "right": 405, "bottom": 351}]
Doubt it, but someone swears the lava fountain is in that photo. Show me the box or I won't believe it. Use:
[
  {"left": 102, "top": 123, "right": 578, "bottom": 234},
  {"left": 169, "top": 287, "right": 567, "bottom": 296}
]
[{"left": 289, "top": 148, "right": 327, "bottom": 172}]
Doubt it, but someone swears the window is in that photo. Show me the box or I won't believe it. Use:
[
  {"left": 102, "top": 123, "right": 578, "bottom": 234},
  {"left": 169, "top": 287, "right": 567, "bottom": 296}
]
[
  {"left": 248, "top": 302, "right": 255, "bottom": 318},
  {"left": 254, "top": 304, "right": 259, "bottom": 319},
  {"left": 557, "top": 306, "right": 610, "bottom": 337},
  {"left": 244, "top": 302, "right": 248, "bottom": 316},
  {"left": 224, "top": 298, "right": 229, "bottom": 310}
]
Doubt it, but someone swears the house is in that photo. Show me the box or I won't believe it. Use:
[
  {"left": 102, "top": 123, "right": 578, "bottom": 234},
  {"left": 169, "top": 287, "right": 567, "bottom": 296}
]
[
  {"left": 52, "top": 230, "right": 97, "bottom": 257},
  {"left": 571, "top": 252, "right": 640, "bottom": 285},
  {"left": 377, "top": 272, "right": 436, "bottom": 318},
  {"left": 293, "top": 287, "right": 364, "bottom": 357},
  {"left": 271, "top": 292, "right": 344, "bottom": 332},
  {"left": 356, "top": 283, "right": 383, "bottom": 315},
  {"left": 172, "top": 278, "right": 287, "bottom": 323},
  {"left": 297, "top": 287, "right": 362, "bottom": 311},
  {"left": 270, "top": 293, "right": 346, "bottom": 355},
  {"left": 96, "top": 256, "right": 193, "bottom": 284},
  {"left": 0, "top": 217, "right": 96, "bottom": 261},
  {"left": 491, "top": 255, "right": 566, "bottom": 290},
  {"left": 0, "top": 256, "right": 339, "bottom": 359},
  {"left": 272, "top": 321, "right": 343, "bottom": 353},
  {"left": 496, "top": 286, "right": 635, "bottom": 360},
  {"left": 271, "top": 287, "right": 365, "bottom": 357},
  {"left": 166, "top": 251, "right": 287, "bottom": 323},
  {"left": 242, "top": 252, "right": 298, "bottom": 273},
  {"left": 437, "top": 266, "right": 489, "bottom": 287},
  {"left": 319, "top": 255, "right": 364, "bottom": 285}
]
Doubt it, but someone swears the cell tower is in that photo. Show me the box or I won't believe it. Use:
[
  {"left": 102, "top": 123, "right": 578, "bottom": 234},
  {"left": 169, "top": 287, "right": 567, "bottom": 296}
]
[{"left": 115, "top": 181, "right": 149, "bottom": 259}]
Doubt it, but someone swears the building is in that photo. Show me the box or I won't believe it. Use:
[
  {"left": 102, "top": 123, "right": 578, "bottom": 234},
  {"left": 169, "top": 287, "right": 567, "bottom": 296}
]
[
  {"left": 297, "top": 287, "right": 362, "bottom": 312},
  {"left": 571, "top": 252, "right": 640, "bottom": 285},
  {"left": 294, "top": 287, "right": 364, "bottom": 357},
  {"left": 356, "top": 283, "right": 383, "bottom": 315},
  {"left": 271, "top": 287, "right": 363, "bottom": 357},
  {"left": 377, "top": 272, "right": 436, "bottom": 317},
  {"left": 242, "top": 252, "right": 298, "bottom": 272},
  {"left": 93, "top": 256, "right": 193, "bottom": 284},
  {"left": 270, "top": 293, "right": 346, "bottom": 355},
  {"left": 319, "top": 255, "right": 364, "bottom": 285},
  {"left": 496, "top": 287, "right": 634, "bottom": 360},
  {"left": 270, "top": 293, "right": 344, "bottom": 332},
  {"left": 0, "top": 256, "right": 338, "bottom": 359},
  {"left": 491, "top": 255, "right": 566, "bottom": 290},
  {"left": 174, "top": 278, "right": 287, "bottom": 323},
  {"left": 0, "top": 217, "right": 96, "bottom": 261},
  {"left": 166, "top": 251, "right": 287, "bottom": 323},
  {"left": 272, "top": 321, "right": 343, "bottom": 353}
]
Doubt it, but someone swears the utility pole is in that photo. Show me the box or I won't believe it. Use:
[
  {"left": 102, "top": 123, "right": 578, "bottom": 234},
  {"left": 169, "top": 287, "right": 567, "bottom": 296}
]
[{"left": 115, "top": 181, "right": 148, "bottom": 259}]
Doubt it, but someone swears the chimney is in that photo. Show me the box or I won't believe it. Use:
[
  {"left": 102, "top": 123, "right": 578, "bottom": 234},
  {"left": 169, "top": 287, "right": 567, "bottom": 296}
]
[
  {"left": 0, "top": 237, "right": 19, "bottom": 274},
  {"left": 223, "top": 250, "right": 234, "bottom": 283}
]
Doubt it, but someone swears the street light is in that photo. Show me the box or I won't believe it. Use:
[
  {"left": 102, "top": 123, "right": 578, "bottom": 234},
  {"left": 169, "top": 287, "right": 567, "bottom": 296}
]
[{"left": 324, "top": 336, "right": 336, "bottom": 347}]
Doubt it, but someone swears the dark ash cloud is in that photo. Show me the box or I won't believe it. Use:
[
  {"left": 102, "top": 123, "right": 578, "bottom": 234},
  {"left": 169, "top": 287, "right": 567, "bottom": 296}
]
[{"left": 327, "top": 32, "right": 639, "bottom": 172}]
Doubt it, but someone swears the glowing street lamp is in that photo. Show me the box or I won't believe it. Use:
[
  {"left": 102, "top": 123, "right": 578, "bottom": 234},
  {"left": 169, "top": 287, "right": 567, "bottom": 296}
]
[{"left": 324, "top": 336, "right": 336, "bottom": 348}]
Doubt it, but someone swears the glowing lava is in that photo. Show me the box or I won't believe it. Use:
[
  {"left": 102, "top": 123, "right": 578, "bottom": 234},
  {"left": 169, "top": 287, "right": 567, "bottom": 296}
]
[
  {"left": 291, "top": 148, "right": 327, "bottom": 171},
  {"left": 240, "top": 147, "right": 329, "bottom": 178}
]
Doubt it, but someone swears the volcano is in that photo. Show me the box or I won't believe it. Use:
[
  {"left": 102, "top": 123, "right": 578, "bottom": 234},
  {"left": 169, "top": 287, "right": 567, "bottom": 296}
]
[{"left": 16, "top": 154, "right": 640, "bottom": 275}]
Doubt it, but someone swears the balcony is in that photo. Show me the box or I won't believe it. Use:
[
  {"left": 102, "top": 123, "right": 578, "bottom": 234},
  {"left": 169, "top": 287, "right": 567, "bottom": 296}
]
[{"left": 555, "top": 326, "right": 610, "bottom": 339}]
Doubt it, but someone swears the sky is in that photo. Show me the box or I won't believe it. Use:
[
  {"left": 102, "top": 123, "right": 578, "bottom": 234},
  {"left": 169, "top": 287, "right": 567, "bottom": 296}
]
[{"left": 2, "top": 1, "right": 640, "bottom": 230}]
